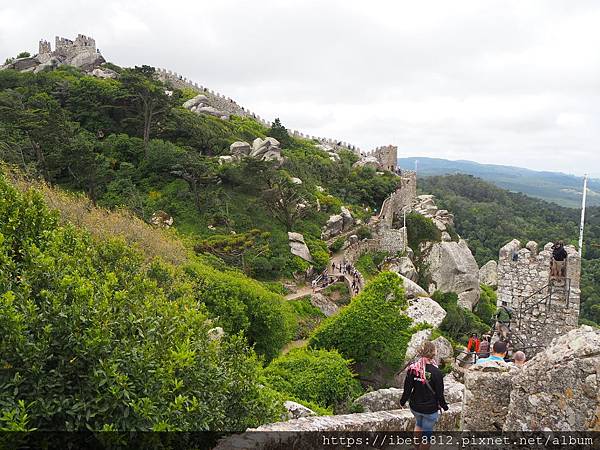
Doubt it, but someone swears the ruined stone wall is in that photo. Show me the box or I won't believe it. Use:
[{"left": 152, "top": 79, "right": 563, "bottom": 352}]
[
  {"left": 215, "top": 405, "right": 461, "bottom": 449},
  {"left": 155, "top": 68, "right": 361, "bottom": 153},
  {"left": 461, "top": 362, "right": 517, "bottom": 431},
  {"left": 377, "top": 171, "right": 417, "bottom": 228},
  {"left": 497, "top": 239, "right": 581, "bottom": 352}
]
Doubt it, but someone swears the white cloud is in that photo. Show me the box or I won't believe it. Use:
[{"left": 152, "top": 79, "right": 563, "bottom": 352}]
[{"left": 1, "top": 0, "right": 599, "bottom": 176}]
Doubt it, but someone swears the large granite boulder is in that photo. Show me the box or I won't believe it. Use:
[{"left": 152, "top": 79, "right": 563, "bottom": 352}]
[
  {"left": 443, "top": 375, "right": 465, "bottom": 404},
  {"left": 405, "top": 297, "right": 447, "bottom": 328},
  {"left": 91, "top": 67, "right": 118, "bottom": 79},
  {"left": 67, "top": 49, "right": 105, "bottom": 70},
  {"left": 310, "top": 293, "right": 339, "bottom": 317},
  {"left": 352, "top": 156, "right": 380, "bottom": 169},
  {"left": 321, "top": 214, "right": 344, "bottom": 240},
  {"left": 424, "top": 239, "right": 480, "bottom": 309},
  {"left": 230, "top": 141, "right": 251, "bottom": 157},
  {"left": 284, "top": 401, "right": 317, "bottom": 420},
  {"left": 183, "top": 94, "right": 209, "bottom": 109},
  {"left": 353, "top": 388, "right": 404, "bottom": 413},
  {"left": 388, "top": 257, "right": 418, "bottom": 282},
  {"left": 288, "top": 232, "right": 312, "bottom": 262},
  {"left": 404, "top": 329, "right": 433, "bottom": 364},
  {"left": 479, "top": 260, "right": 498, "bottom": 287},
  {"left": 431, "top": 336, "right": 454, "bottom": 365},
  {"left": 340, "top": 206, "right": 354, "bottom": 231},
  {"left": 462, "top": 359, "right": 516, "bottom": 431},
  {"left": 396, "top": 274, "right": 428, "bottom": 299},
  {"left": 504, "top": 325, "right": 600, "bottom": 431}
]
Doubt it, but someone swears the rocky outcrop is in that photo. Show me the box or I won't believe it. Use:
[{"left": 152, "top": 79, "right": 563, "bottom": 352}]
[
  {"left": 207, "top": 326, "right": 225, "bottom": 341},
  {"left": 149, "top": 210, "right": 174, "bottom": 227},
  {"left": 340, "top": 207, "right": 354, "bottom": 231},
  {"left": 405, "top": 297, "right": 447, "bottom": 328},
  {"left": 183, "top": 93, "right": 229, "bottom": 119},
  {"left": 321, "top": 214, "right": 344, "bottom": 240},
  {"left": 443, "top": 374, "right": 465, "bottom": 404},
  {"left": 352, "top": 156, "right": 380, "bottom": 170},
  {"left": 413, "top": 195, "right": 455, "bottom": 232},
  {"left": 431, "top": 336, "right": 454, "bottom": 365},
  {"left": 284, "top": 401, "right": 316, "bottom": 420},
  {"left": 404, "top": 329, "right": 433, "bottom": 363},
  {"left": 91, "top": 67, "right": 118, "bottom": 79},
  {"left": 387, "top": 257, "right": 418, "bottom": 282},
  {"left": 461, "top": 359, "right": 516, "bottom": 431},
  {"left": 353, "top": 388, "right": 404, "bottom": 413},
  {"left": 288, "top": 232, "right": 312, "bottom": 262},
  {"left": 322, "top": 208, "right": 354, "bottom": 240},
  {"left": 424, "top": 240, "right": 480, "bottom": 309},
  {"left": 479, "top": 260, "right": 498, "bottom": 287},
  {"left": 230, "top": 141, "right": 251, "bottom": 157},
  {"left": 396, "top": 274, "right": 428, "bottom": 299},
  {"left": 504, "top": 325, "right": 600, "bottom": 431},
  {"left": 310, "top": 293, "right": 339, "bottom": 317}
]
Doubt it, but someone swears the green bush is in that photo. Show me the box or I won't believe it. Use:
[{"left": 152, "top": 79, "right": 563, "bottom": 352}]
[
  {"left": 432, "top": 291, "right": 490, "bottom": 344},
  {"left": 355, "top": 251, "right": 388, "bottom": 281},
  {"left": 476, "top": 285, "right": 497, "bottom": 326},
  {"left": 305, "top": 237, "right": 330, "bottom": 272},
  {"left": 406, "top": 212, "right": 441, "bottom": 251},
  {"left": 356, "top": 225, "right": 372, "bottom": 240},
  {"left": 0, "top": 176, "right": 283, "bottom": 431},
  {"left": 264, "top": 348, "right": 362, "bottom": 410},
  {"left": 289, "top": 297, "right": 325, "bottom": 339},
  {"left": 329, "top": 237, "right": 345, "bottom": 253},
  {"left": 309, "top": 273, "right": 412, "bottom": 378}
]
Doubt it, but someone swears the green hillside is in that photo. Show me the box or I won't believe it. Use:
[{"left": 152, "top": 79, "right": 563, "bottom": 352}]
[{"left": 400, "top": 157, "right": 599, "bottom": 208}]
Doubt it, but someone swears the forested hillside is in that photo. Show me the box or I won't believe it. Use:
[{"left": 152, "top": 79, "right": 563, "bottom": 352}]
[
  {"left": 420, "top": 174, "right": 600, "bottom": 326},
  {"left": 0, "top": 66, "right": 398, "bottom": 280}
]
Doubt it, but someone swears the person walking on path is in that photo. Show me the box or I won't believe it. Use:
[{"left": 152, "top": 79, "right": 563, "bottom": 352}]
[
  {"left": 476, "top": 341, "right": 508, "bottom": 364},
  {"left": 400, "top": 342, "right": 448, "bottom": 450}
]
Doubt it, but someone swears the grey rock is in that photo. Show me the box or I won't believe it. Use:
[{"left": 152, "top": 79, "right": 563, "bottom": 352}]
[
  {"left": 340, "top": 206, "right": 354, "bottom": 231},
  {"left": 91, "top": 67, "right": 118, "bottom": 79},
  {"left": 405, "top": 297, "right": 446, "bottom": 328},
  {"left": 310, "top": 293, "right": 339, "bottom": 317},
  {"left": 208, "top": 326, "right": 224, "bottom": 341},
  {"left": 353, "top": 388, "right": 404, "bottom": 412},
  {"left": 284, "top": 401, "right": 317, "bottom": 420},
  {"left": 425, "top": 239, "right": 480, "bottom": 310},
  {"left": 396, "top": 274, "right": 428, "bottom": 299},
  {"left": 288, "top": 232, "right": 313, "bottom": 262},
  {"left": 230, "top": 141, "right": 251, "bottom": 157},
  {"left": 183, "top": 94, "right": 209, "bottom": 109},
  {"left": 504, "top": 325, "right": 600, "bottom": 431},
  {"left": 479, "top": 260, "right": 498, "bottom": 287},
  {"left": 322, "top": 214, "right": 344, "bottom": 240},
  {"left": 443, "top": 375, "right": 465, "bottom": 404}
]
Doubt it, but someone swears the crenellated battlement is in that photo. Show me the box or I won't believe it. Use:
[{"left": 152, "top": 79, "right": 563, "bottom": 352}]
[{"left": 154, "top": 67, "right": 363, "bottom": 154}]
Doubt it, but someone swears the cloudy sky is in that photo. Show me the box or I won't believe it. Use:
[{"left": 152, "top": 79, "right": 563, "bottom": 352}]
[{"left": 1, "top": 0, "right": 599, "bottom": 176}]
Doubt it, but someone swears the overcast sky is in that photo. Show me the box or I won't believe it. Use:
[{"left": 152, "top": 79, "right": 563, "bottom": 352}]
[{"left": 1, "top": 0, "right": 599, "bottom": 176}]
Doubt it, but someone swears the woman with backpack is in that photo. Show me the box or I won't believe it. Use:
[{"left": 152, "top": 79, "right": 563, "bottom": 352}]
[{"left": 400, "top": 341, "right": 449, "bottom": 449}]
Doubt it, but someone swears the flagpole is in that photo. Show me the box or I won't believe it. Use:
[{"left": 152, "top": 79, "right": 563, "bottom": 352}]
[{"left": 578, "top": 174, "right": 588, "bottom": 257}]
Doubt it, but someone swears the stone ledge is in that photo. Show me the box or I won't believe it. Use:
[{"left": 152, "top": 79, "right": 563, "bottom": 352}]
[{"left": 215, "top": 404, "right": 461, "bottom": 449}]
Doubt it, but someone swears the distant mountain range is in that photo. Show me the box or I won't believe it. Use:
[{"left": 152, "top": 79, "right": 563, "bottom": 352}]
[{"left": 399, "top": 157, "right": 600, "bottom": 208}]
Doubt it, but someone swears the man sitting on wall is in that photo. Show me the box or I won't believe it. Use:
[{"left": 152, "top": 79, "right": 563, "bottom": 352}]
[{"left": 550, "top": 240, "right": 568, "bottom": 280}]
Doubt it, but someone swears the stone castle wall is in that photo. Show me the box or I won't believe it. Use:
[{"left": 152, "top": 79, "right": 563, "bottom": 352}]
[
  {"left": 497, "top": 239, "right": 581, "bottom": 352},
  {"left": 367, "top": 145, "right": 398, "bottom": 172},
  {"left": 155, "top": 68, "right": 362, "bottom": 154},
  {"left": 215, "top": 404, "right": 462, "bottom": 449},
  {"left": 376, "top": 170, "right": 417, "bottom": 228}
]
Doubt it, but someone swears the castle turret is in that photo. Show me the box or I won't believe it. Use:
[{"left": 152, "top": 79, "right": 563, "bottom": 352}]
[{"left": 497, "top": 239, "right": 581, "bottom": 354}]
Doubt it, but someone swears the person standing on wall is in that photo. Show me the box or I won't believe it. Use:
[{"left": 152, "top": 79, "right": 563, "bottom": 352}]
[
  {"left": 400, "top": 342, "right": 449, "bottom": 450},
  {"left": 550, "top": 240, "right": 568, "bottom": 281}
]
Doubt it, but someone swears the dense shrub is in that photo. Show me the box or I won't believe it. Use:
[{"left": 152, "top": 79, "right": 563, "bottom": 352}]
[
  {"left": 406, "top": 212, "right": 441, "bottom": 251},
  {"left": 432, "top": 291, "right": 490, "bottom": 344},
  {"left": 476, "top": 285, "right": 497, "bottom": 326},
  {"left": 0, "top": 176, "right": 283, "bottom": 431},
  {"left": 329, "top": 236, "right": 345, "bottom": 253},
  {"left": 355, "top": 250, "right": 388, "bottom": 281},
  {"left": 289, "top": 297, "right": 325, "bottom": 339},
  {"left": 356, "top": 225, "right": 372, "bottom": 240},
  {"left": 309, "top": 273, "right": 412, "bottom": 377},
  {"left": 264, "top": 348, "right": 362, "bottom": 410}
]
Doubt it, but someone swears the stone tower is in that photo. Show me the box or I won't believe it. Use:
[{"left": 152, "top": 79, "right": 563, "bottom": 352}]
[
  {"left": 496, "top": 239, "right": 581, "bottom": 354},
  {"left": 38, "top": 39, "right": 51, "bottom": 55}
]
